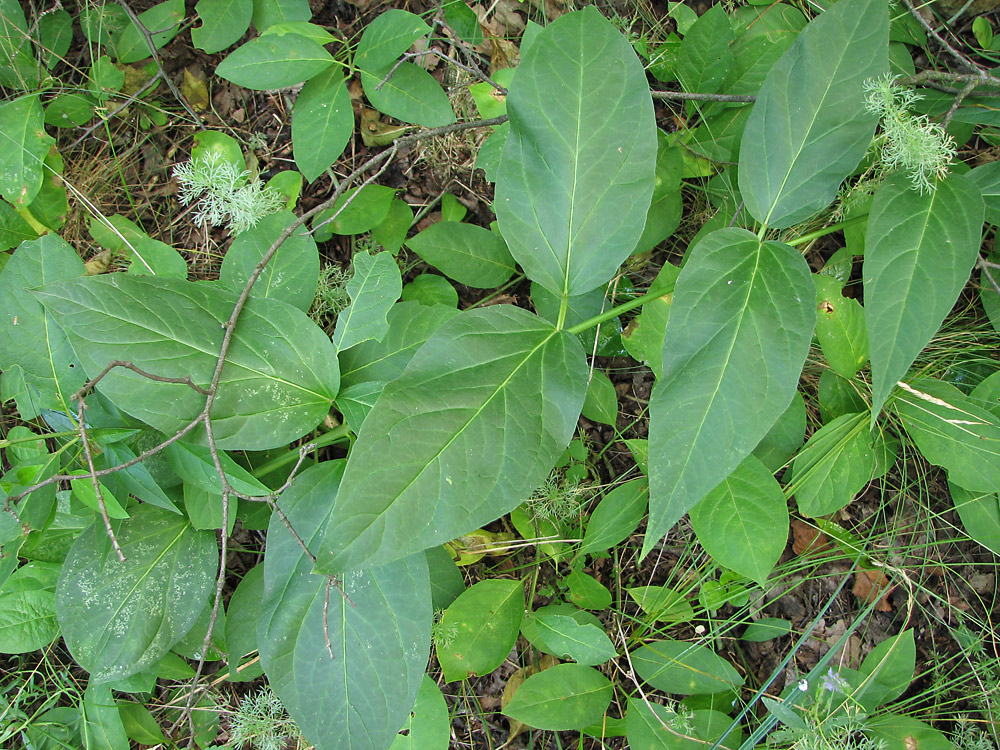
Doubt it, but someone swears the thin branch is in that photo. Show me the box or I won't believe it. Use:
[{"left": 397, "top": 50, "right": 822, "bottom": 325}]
[
  {"left": 941, "top": 77, "right": 979, "bottom": 129},
  {"left": 74, "top": 394, "right": 125, "bottom": 562},
  {"left": 323, "top": 579, "right": 336, "bottom": 661},
  {"left": 651, "top": 89, "right": 756, "bottom": 103},
  {"left": 979, "top": 256, "right": 1000, "bottom": 297},
  {"left": 899, "top": 0, "right": 987, "bottom": 76},
  {"left": 376, "top": 47, "right": 508, "bottom": 94}
]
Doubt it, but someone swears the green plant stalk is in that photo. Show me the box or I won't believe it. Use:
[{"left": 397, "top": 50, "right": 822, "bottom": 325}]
[
  {"left": 250, "top": 424, "right": 352, "bottom": 479},
  {"left": 566, "top": 288, "right": 666, "bottom": 335},
  {"left": 785, "top": 213, "right": 869, "bottom": 247}
]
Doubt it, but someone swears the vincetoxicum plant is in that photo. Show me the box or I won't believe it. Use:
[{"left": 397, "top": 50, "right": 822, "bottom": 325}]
[{"left": 1, "top": 0, "right": 998, "bottom": 748}]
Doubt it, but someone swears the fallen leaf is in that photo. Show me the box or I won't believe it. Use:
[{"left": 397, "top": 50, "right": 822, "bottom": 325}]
[
  {"left": 791, "top": 519, "right": 831, "bottom": 555},
  {"left": 852, "top": 569, "right": 894, "bottom": 611}
]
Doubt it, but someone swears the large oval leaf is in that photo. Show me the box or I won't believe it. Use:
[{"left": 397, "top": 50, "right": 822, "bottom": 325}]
[
  {"left": 864, "top": 173, "right": 984, "bottom": 421},
  {"left": 646, "top": 228, "right": 814, "bottom": 557},
  {"left": 259, "top": 462, "right": 430, "bottom": 750},
  {"left": 56, "top": 506, "right": 216, "bottom": 682},
  {"left": 216, "top": 34, "right": 334, "bottom": 90},
  {"left": 34, "top": 274, "right": 339, "bottom": 451},
  {"left": 494, "top": 7, "right": 656, "bottom": 298},
  {"left": 316, "top": 305, "right": 588, "bottom": 572},
  {"left": 738, "top": 0, "right": 887, "bottom": 228},
  {"left": 0, "top": 95, "right": 55, "bottom": 208}
]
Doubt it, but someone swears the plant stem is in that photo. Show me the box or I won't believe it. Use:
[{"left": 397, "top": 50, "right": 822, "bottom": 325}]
[
  {"left": 566, "top": 289, "right": 666, "bottom": 335},
  {"left": 785, "top": 213, "right": 868, "bottom": 247},
  {"left": 250, "top": 425, "right": 352, "bottom": 479}
]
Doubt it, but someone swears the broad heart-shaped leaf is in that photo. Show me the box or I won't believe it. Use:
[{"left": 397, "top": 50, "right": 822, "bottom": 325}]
[
  {"left": 0, "top": 235, "right": 86, "bottom": 414},
  {"left": 34, "top": 274, "right": 339, "bottom": 451},
  {"left": 218, "top": 210, "right": 319, "bottom": 312},
  {"left": 494, "top": 7, "right": 656, "bottom": 298},
  {"left": 437, "top": 578, "right": 524, "bottom": 682},
  {"left": 404, "top": 222, "right": 516, "bottom": 289},
  {"left": 789, "top": 411, "right": 875, "bottom": 517},
  {"left": 315, "top": 305, "right": 588, "bottom": 573},
  {"left": 191, "top": 0, "right": 253, "bottom": 54},
  {"left": 259, "top": 462, "right": 430, "bottom": 750},
  {"left": 292, "top": 67, "right": 353, "bottom": 182},
  {"left": 738, "top": 0, "right": 887, "bottom": 228},
  {"left": 360, "top": 65, "right": 456, "bottom": 128},
  {"left": 332, "top": 251, "right": 403, "bottom": 353},
  {"left": 631, "top": 640, "right": 745, "bottom": 695},
  {"left": 56, "top": 505, "right": 217, "bottom": 683},
  {"left": 646, "top": 228, "right": 814, "bottom": 557},
  {"left": 689, "top": 455, "right": 787, "bottom": 586},
  {"left": 216, "top": 34, "right": 334, "bottom": 90},
  {"left": 895, "top": 378, "right": 1000, "bottom": 494},
  {"left": 503, "top": 664, "right": 612, "bottom": 731},
  {"left": 864, "top": 173, "right": 984, "bottom": 422},
  {"left": 0, "top": 95, "right": 55, "bottom": 208}
]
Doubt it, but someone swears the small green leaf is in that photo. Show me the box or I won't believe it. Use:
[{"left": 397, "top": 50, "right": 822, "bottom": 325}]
[
  {"left": 360, "top": 65, "right": 456, "bottom": 128},
  {"left": 111, "top": 0, "right": 184, "bottom": 64},
  {"left": 742, "top": 618, "right": 792, "bottom": 642},
  {"left": 0, "top": 587, "right": 58, "bottom": 652},
  {"left": 503, "top": 664, "right": 612, "bottom": 731},
  {"left": 437, "top": 578, "right": 524, "bottom": 682},
  {"left": 578, "top": 479, "right": 648, "bottom": 556},
  {"left": 191, "top": 0, "right": 252, "bottom": 54},
  {"left": 225, "top": 563, "right": 264, "bottom": 681},
  {"left": 582, "top": 371, "right": 618, "bottom": 426},
  {"left": 790, "top": 411, "right": 875, "bottom": 517},
  {"left": 814, "top": 274, "right": 868, "bottom": 378},
  {"left": 37, "top": 9, "right": 73, "bottom": 69},
  {"left": 355, "top": 9, "right": 430, "bottom": 72},
  {"left": 292, "top": 68, "right": 353, "bottom": 182},
  {"left": 252, "top": 0, "right": 311, "bottom": 32},
  {"left": 406, "top": 221, "right": 515, "bottom": 289},
  {"left": 390, "top": 675, "right": 450, "bottom": 750},
  {"left": 753, "top": 391, "right": 806, "bottom": 472},
  {"left": 401, "top": 274, "right": 458, "bottom": 307},
  {"left": 165, "top": 440, "right": 271, "bottom": 498},
  {"left": 312, "top": 184, "right": 396, "bottom": 239},
  {"left": 333, "top": 251, "right": 403, "bottom": 352},
  {"left": 216, "top": 34, "right": 334, "bottom": 90},
  {"left": 531, "top": 613, "right": 617, "bottom": 665},
  {"left": 83, "top": 683, "right": 130, "bottom": 750},
  {"left": 0, "top": 95, "right": 54, "bottom": 208},
  {"left": 372, "top": 198, "right": 413, "bottom": 253},
  {"left": 864, "top": 714, "right": 954, "bottom": 750},
  {"left": 627, "top": 585, "right": 694, "bottom": 623},
  {"left": 859, "top": 629, "right": 915, "bottom": 708},
  {"left": 565, "top": 568, "right": 612, "bottom": 610},
  {"left": 967, "top": 160, "right": 1000, "bottom": 225},
  {"left": 677, "top": 5, "right": 734, "bottom": 94},
  {"left": 89, "top": 214, "right": 187, "bottom": 277},
  {"left": 631, "top": 640, "right": 745, "bottom": 695},
  {"left": 443, "top": 0, "right": 482, "bottom": 45},
  {"left": 950, "top": 482, "right": 1000, "bottom": 555}
]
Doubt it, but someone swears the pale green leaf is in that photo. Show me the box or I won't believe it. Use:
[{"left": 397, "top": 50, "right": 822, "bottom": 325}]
[
  {"left": 738, "top": 0, "right": 887, "bottom": 227},
  {"left": 437, "top": 578, "right": 524, "bottom": 682},
  {"left": 950, "top": 482, "right": 1000, "bottom": 555},
  {"left": 690, "top": 455, "right": 787, "bottom": 585},
  {"left": 864, "top": 173, "right": 984, "bottom": 421},
  {"left": 0, "top": 588, "right": 58, "bottom": 652},
  {"left": 333, "top": 251, "right": 403, "bottom": 352},
  {"left": 865, "top": 715, "right": 954, "bottom": 750},
  {"left": 34, "top": 274, "right": 339, "bottom": 451},
  {"left": 0, "top": 95, "right": 54, "bottom": 208},
  {"left": 967, "top": 160, "right": 1000, "bottom": 225},
  {"left": 191, "top": 0, "right": 252, "bottom": 54},
  {"left": 401, "top": 274, "right": 458, "bottom": 307},
  {"left": 101, "top": 442, "right": 181, "bottom": 514},
  {"left": 405, "top": 222, "right": 515, "bottom": 288},
  {"left": 531, "top": 613, "right": 617, "bottom": 665},
  {"left": 814, "top": 273, "right": 868, "bottom": 378},
  {"left": 89, "top": 214, "right": 187, "bottom": 277},
  {"left": 292, "top": 68, "right": 353, "bottom": 182},
  {"left": 631, "top": 640, "right": 744, "bottom": 695},
  {"left": 0, "top": 199, "right": 36, "bottom": 249},
  {"left": 582, "top": 371, "right": 618, "bottom": 426},
  {"left": 503, "top": 664, "right": 612, "bottom": 730},
  {"left": 647, "top": 228, "right": 814, "bottom": 556},
  {"left": 165, "top": 440, "right": 271, "bottom": 497},
  {"left": 753, "top": 391, "right": 806, "bottom": 472},
  {"left": 216, "top": 34, "right": 333, "bottom": 90},
  {"left": 219, "top": 210, "right": 319, "bottom": 312},
  {"left": 316, "top": 306, "right": 588, "bottom": 572},
  {"left": 494, "top": 7, "right": 657, "bottom": 297},
  {"left": 225, "top": 562, "right": 264, "bottom": 681},
  {"left": 111, "top": 0, "right": 184, "bottom": 64},
  {"left": 389, "top": 675, "right": 450, "bottom": 750},
  {"left": 56, "top": 506, "right": 217, "bottom": 682},
  {"left": 312, "top": 184, "right": 396, "bottom": 240},
  {"left": 360, "top": 65, "right": 456, "bottom": 128},
  {"left": 790, "top": 411, "right": 875, "bottom": 517},
  {"left": 259, "top": 462, "right": 430, "bottom": 750}
]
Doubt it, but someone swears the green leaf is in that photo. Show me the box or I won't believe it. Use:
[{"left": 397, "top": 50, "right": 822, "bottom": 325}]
[
  {"left": 101, "top": 442, "right": 180, "bottom": 514},
  {"left": 895, "top": 378, "right": 1000, "bottom": 494},
  {"left": 401, "top": 274, "right": 458, "bottom": 307},
  {"left": 865, "top": 714, "right": 954, "bottom": 750},
  {"left": 531, "top": 612, "right": 616, "bottom": 665},
  {"left": 950, "top": 482, "right": 1000, "bottom": 555},
  {"left": 332, "top": 251, "right": 403, "bottom": 352},
  {"left": 372, "top": 198, "right": 414, "bottom": 253},
  {"left": 0, "top": 234, "right": 86, "bottom": 414},
  {"left": 627, "top": 585, "right": 694, "bottom": 623},
  {"left": 627, "top": 699, "right": 740, "bottom": 750},
  {"left": 565, "top": 567, "right": 612, "bottom": 610},
  {"left": 259, "top": 462, "right": 430, "bottom": 750},
  {"left": 191, "top": 0, "right": 253, "bottom": 54},
  {"left": 753, "top": 391, "right": 806, "bottom": 472},
  {"left": 742, "top": 617, "right": 792, "bottom": 642},
  {"left": 89, "top": 55, "right": 123, "bottom": 101},
  {"left": 165, "top": 440, "right": 271, "bottom": 497},
  {"left": 647, "top": 228, "right": 815, "bottom": 556},
  {"left": 112, "top": 0, "right": 185, "bottom": 64},
  {"left": 0, "top": 587, "right": 58, "bottom": 652},
  {"left": 225, "top": 562, "right": 265, "bottom": 680},
  {"left": 216, "top": 34, "right": 334, "bottom": 90},
  {"left": 34, "top": 274, "right": 339, "bottom": 451},
  {"left": 252, "top": 0, "right": 310, "bottom": 32},
  {"left": 967, "top": 160, "right": 1000, "bottom": 225},
  {"left": 521, "top": 603, "right": 602, "bottom": 651},
  {"left": 118, "top": 701, "right": 167, "bottom": 745},
  {"left": 677, "top": 5, "right": 734, "bottom": 95},
  {"left": 37, "top": 9, "right": 73, "bottom": 69},
  {"left": 631, "top": 640, "right": 745, "bottom": 695},
  {"left": 360, "top": 65, "right": 456, "bottom": 128},
  {"left": 338, "top": 301, "right": 459, "bottom": 387},
  {"left": 317, "top": 306, "right": 588, "bottom": 572},
  {"left": 405, "top": 222, "right": 515, "bottom": 289},
  {"left": 0, "top": 199, "right": 37, "bottom": 249},
  {"left": 56, "top": 505, "right": 217, "bottom": 682},
  {"left": 790, "top": 412, "right": 875, "bottom": 517},
  {"left": 494, "top": 7, "right": 657, "bottom": 297},
  {"left": 292, "top": 67, "right": 353, "bottom": 182},
  {"left": 864, "top": 173, "right": 984, "bottom": 421},
  {"left": 443, "top": 0, "right": 482, "bottom": 45},
  {"left": 579, "top": 479, "right": 648, "bottom": 557},
  {"left": 219, "top": 210, "right": 319, "bottom": 312},
  {"left": 690, "top": 455, "right": 787, "bottom": 585},
  {"left": 582, "top": 371, "right": 618, "bottom": 426},
  {"left": 89, "top": 214, "right": 187, "bottom": 277},
  {"left": 503, "top": 664, "right": 612, "bottom": 730},
  {"left": 814, "top": 274, "right": 868, "bottom": 378},
  {"left": 859, "top": 629, "right": 915, "bottom": 708},
  {"left": 437, "top": 578, "right": 524, "bottom": 682},
  {"left": 82, "top": 684, "right": 130, "bottom": 750},
  {"left": 738, "top": 0, "right": 887, "bottom": 227},
  {"left": 0, "top": 95, "right": 54, "bottom": 208},
  {"left": 723, "top": 5, "right": 805, "bottom": 96},
  {"left": 312, "top": 184, "right": 396, "bottom": 240},
  {"left": 70, "top": 474, "right": 129, "bottom": 519},
  {"left": 355, "top": 9, "right": 430, "bottom": 72},
  {"left": 389, "top": 675, "right": 450, "bottom": 750}
]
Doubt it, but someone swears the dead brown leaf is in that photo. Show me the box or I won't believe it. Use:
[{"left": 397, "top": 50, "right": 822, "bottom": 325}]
[
  {"left": 852, "top": 569, "right": 894, "bottom": 611},
  {"left": 791, "top": 519, "right": 831, "bottom": 556}
]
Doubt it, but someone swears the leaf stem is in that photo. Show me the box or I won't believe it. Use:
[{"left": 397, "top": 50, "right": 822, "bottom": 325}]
[
  {"left": 250, "top": 425, "right": 352, "bottom": 479},
  {"left": 784, "top": 213, "right": 868, "bottom": 247},
  {"left": 566, "top": 289, "right": 666, "bottom": 335}
]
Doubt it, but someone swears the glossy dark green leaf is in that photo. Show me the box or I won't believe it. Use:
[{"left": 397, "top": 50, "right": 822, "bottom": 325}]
[
  {"left": 317, "top": 306, "right": 588, "bottom": 572},
  {"left": 34, "top": 274, "right": 339, "bottom": 451},
  {"left": 332, "top": 251, "right": 402, "bottom": 353},
  {"left": 0, "top": 235, "right": 86, "bottom": 414},
  {"left": 864, "top": 173, "right": 984, "bottom": 421},
  {"left": 647, "top": 228, "right": 814, "bottom": 556},
  {"left": 0, "top": 95, "right": 54, "bottom": 208},
  {"left": 503, "top": 664, "right": 612, "bottom": 730},
  {"left": 690, "top": 455, "right": 787, "bottom": 585},
  {"left": 111, "top": 0, "right": 184, "bottom": 64},
  {"left": 292, "top": 68, "right": 353, "bottom": 182},
  {"left": 259, "top": 462, "right": 430, "bottom": 750},
  {"left": 56, "top": 505, "right": 217, "bottom": 682},
  {"left": 632, "top": 640, "right": 744, "bottom": 695},
  {"left": 677, "top": 6, "right": 734, "bottom": 94},
  {"left": 219, "top": 210, "right": 319, "bottom": 312},
  {"left": 495, "top": 7, "right": 656, "bottom": 297},
  {"left": 437, "top": 578, "right": 523, "bottom": 682},
  {"left": 405, "top": 222, "right": 515, "bottom": 288},
  {"left": 790, "top": 412, "right": 875, "bottom": 517},
  {"left": 192, "top": 0, "right": 253, "bottom": 53},
  {"left": 738, "top": 0, "right": 887, "bottom": 227},
  {"left": 216, "top": 34, "right": 333, "bottom": 90}
]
